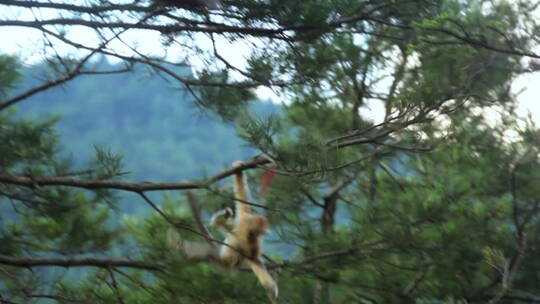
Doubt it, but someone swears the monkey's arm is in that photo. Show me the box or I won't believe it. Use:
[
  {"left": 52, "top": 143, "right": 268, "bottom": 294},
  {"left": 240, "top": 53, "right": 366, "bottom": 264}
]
[
  {"left": 210, "top": 208, "right": 234, "bottom": 234},
  {"left": 232, "top": 161, "right": 252, "bottom": 214}
]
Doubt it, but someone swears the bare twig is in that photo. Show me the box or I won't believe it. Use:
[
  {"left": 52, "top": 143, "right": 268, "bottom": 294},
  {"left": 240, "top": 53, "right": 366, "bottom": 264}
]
[
  {"left": 106, "top": 268, "right": 126, "bottom": 304},
  {"left": 302, "top": 189, "right": 323, "bottom": 207},
  {"left": 0, "top": 52, "right": 95, "bottom": 111},
  {"left": 2, "top": 0, "right": 153, "bottom": 14},
  {"left": 0, "top": 10, "right": 147, "bottom": 111},
  {"left": 419, "top": 25, "right": 540, "bottom": 59},
  {"left": 256, "top": 148, "right": 386, "bottom": 178},
  {"left": 0, "top": 299, "right": 23, "bottom": 304},
  {"left": 112, "top": 268, "right": 162, "bottom": 299},
  {"left": 185, "top": 191, "right": 216, "bottom": 246}
]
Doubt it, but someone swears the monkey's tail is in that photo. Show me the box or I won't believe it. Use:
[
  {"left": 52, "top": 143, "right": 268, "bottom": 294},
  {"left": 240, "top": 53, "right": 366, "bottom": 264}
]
[{"left": 245, "top": 259, "right": 278, "bottom": 299}]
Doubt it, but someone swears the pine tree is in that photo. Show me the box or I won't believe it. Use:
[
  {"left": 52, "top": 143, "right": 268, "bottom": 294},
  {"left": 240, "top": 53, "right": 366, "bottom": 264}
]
[{"left": 1, "top": 0, "right": 540, "bottom": 303}]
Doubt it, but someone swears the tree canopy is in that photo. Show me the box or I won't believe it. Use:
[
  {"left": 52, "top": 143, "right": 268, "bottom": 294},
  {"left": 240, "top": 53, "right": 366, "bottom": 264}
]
[{"left": 1, "top": 0, "right": 540, "bottom": 303}]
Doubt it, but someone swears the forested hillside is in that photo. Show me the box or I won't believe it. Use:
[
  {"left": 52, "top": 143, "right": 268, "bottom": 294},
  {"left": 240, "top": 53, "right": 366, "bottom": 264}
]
[{"left": 14, "top": 58, "right": 276, "bottom": 182}]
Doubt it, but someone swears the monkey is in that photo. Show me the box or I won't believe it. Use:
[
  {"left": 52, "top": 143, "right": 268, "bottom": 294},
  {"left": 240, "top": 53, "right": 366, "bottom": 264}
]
[
  {"left": 210, "top": 161, "right": 278, "bottom": 299},
  {"left": 168, "top": 161, "right": 277, "bottom": 299}
]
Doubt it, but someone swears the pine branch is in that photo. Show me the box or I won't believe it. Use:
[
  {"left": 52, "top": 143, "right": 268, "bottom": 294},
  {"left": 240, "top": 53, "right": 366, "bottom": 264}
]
[
  {"left": 0, "top": 255, "right": 162, "bottom": 271},
  {"left": 0, "top": 156, "right": 269, "bottom": 193}
]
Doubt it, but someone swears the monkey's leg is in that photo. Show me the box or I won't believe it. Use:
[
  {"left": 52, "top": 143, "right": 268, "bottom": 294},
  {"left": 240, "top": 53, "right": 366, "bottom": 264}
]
[
  {"left": 167, "top": 228, "right": 218, "bottom": 260},
  {"left": 244, "top": 258, "right": 278, "bottom": 299},
  {"left": 218, "top": 236, "right": 242, "bottom": 267}
]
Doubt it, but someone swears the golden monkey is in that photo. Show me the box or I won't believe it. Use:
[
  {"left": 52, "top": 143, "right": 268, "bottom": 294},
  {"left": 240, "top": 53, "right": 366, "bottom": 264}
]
[
  {"left": 210, "top": 161, "right": 278, "bottom": 298},
  {"left": 169, "top": 161, "right": 277, "bottom": 298}
]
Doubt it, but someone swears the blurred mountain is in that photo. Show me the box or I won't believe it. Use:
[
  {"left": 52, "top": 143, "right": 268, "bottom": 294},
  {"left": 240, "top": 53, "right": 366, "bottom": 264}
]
[{"left": 14, "top": 58, "right": 278, "bottom": 182}]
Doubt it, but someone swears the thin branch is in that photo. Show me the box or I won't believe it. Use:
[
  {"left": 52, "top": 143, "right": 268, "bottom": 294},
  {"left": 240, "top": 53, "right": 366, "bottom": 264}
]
[
  {"left": 0, "top": 267, "right": 27, "bottom": 292},
  {"left": 371, "top": 141, "right": 433, "bottom": 153},
  {"left": 112, "top": 268, "right": 162, "bottom": 299},
  {"left": 421, "top": 26, "right": 540, "bottom": 59},
  {"left": 486, "top": 163, "right": 530, "bottom": 304},
  {"left": 35, "top": 26, "right": 290, "bottom": 89},
  {"left": 403, "top": 265, "right": 430, "bottom": 295},
  {"left": 326, "top": 110, "right": 411, "bottom": 145},
  {"left": 324, "top": 172, "right": 358, "bottom": 200},
  {"left": 0, "top": 255, "right": 161, "bottom": 271},
  {"left": 138, "top": 191, "right": 208, "bottom": 237},
  {"left": 379, "top": 163, "right": 406, "bottom": 192},
  {"left": 487, "top": 237, "right": 527, "bottom": 304},
  {"left": 0, "top": 299, "right": 22, "bottom": 304},
  {"left": 106, "top": 268, "right": 126, "bottom": 304},
  {"left": 0, "top": 156, "right": 269, "bottom": 192},
  {"left": 0, "top": 54, "right": 93, "bottom": 111},
  {"left": 272, "top": 241, "right": 386, "bottom": 269},
  {"left": 0, "top": 18, "right": 286, "bottom": 38},
  {"left": 139, "top": 190, "right": 246, "bottom": 260},
  {"left": 331, "top": 118, "right": 432, "bottom": 149},
  {"left": 2, "top": 0, "right": 153, "bottom": 14},
  {"left": 302, "top": 190, "right": 323, "bottom": 207},
  {"left": 0, "top": 12, "right": 140, "bottom": 111},
  {"left": 28, "top": 294, "right": 80, "bottom": 303},
  {"left": 185, "top": 191, "right": 216, "bottom": 246},
  {"left": 485, "top": 295, "right": 540, "bottom": 303},
  {"left": 256, "top": 148, "right": 385, "bottom": 178}
]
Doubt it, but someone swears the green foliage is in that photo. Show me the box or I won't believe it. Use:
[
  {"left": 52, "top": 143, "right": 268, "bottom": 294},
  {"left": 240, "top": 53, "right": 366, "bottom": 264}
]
[
  {"left": 2, "top": 0, "right": 540, "bottom": 303},
  {"left": 0, "top": 114, "right": 59, "bottom": 170},
  {"left": 91, "top": 146, "right": 126, "bottom": 179},
  {"left": 246, "top": 53, "right": 276, "bottom": 83},
  {"left": 195, "top": 70, "right": 256, "bottom": 121},
  {"left": 0, "top": 111, "right": 122, "bottom": 255},
  {"left": 0, "top": 55, "right": 20, "bottom": 98}
]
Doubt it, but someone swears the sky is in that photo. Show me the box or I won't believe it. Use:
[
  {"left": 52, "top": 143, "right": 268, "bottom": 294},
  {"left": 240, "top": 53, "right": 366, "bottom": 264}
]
[{"left": 1, "top": 6, "right": 539, "bottom": 126}]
